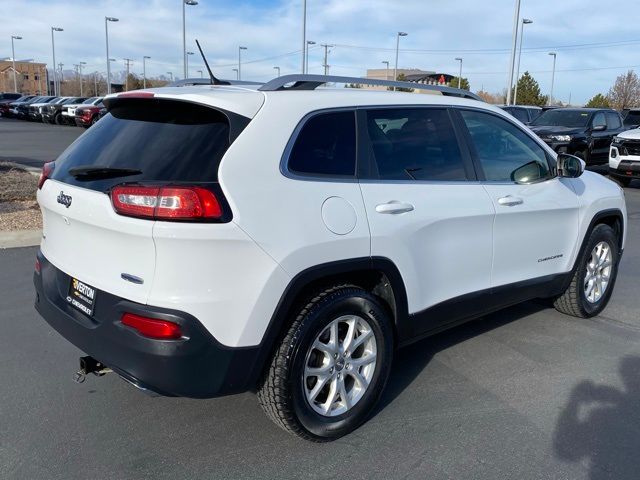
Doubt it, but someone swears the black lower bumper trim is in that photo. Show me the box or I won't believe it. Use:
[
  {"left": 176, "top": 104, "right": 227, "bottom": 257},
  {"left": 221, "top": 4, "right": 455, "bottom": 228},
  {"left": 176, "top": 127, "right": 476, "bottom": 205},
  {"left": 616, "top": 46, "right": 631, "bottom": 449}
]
[{"left": 33, "top": 252, "right": 260, "bottom": 398}]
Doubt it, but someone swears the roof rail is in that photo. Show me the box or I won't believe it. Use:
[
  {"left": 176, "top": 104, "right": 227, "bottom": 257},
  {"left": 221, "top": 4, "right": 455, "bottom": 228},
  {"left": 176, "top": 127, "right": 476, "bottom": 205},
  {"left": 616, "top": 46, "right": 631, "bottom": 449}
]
[
  {"left": 258, "top": 74, "right": 482, "bottom": 101},
  {"left": 167, "top": 78, "right": 264, "bottom": 87}
]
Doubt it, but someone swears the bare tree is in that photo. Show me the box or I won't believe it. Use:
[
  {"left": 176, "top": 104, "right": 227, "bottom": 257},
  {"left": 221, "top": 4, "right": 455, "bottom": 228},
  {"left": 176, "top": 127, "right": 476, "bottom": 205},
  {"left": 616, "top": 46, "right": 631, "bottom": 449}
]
[{"left": 607, "top": 70, "right": 640, "bottom": 109}]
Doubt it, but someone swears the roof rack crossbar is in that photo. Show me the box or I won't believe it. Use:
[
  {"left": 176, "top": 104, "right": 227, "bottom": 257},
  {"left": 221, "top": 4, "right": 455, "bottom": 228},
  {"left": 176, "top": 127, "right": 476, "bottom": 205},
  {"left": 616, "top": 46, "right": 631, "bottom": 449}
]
[{"left": 258, "top": 74, "right": 482, "bottom": 101}]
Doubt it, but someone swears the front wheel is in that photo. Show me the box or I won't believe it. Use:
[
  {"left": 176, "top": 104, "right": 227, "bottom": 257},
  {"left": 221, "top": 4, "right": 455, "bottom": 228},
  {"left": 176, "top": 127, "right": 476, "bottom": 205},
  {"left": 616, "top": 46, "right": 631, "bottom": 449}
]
[
  {"left": 554, "top": 224, "right": 620, "bottom": 318},
  {"left": 258, "top": 285, "right": 394, "bottom": 441}
]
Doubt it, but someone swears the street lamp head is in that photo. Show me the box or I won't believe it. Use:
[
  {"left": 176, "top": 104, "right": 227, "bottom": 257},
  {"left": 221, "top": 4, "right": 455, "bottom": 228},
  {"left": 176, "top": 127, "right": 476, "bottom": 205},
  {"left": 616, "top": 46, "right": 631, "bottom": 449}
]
[
  {"left": 187, "top": 51, "right": 194, "bottom": 55},
  {"left": 548, "top": 52, "right": 557, "bottom": 57},
  {"left": 307, "top": 40, "right": 316, "bottom": 45},
  {"left": 105, "top": 17, "right": 119, "bottom": 22},
  {"left": 239, "top": 46, "right": 247, "bottom": 50},
  {"left": 144, "top": 55, "right": 151, "bottom": 59},
  {"left": 109, "top": 58, "right": 116, "bottom": 62},
  {"left": 80, "top": 61, "right": 86, "bottom": 65},
  {"left": 185, "top": 0, "right": 198, "bottom": 5},
  {"left": 52, "top": 27, "right": 63, "bottom": 32},
  {"left": 455, "top": 57, "right": 463, "bottom": 62},
  {"left": 398, "top": 32, "right": 408, "bottom": 37},
  {"left": 523, "top": 18, "right": 533, "bottom": 24},
  {"left": 12, "top": 35, "right": 22, "bottom": 40}
]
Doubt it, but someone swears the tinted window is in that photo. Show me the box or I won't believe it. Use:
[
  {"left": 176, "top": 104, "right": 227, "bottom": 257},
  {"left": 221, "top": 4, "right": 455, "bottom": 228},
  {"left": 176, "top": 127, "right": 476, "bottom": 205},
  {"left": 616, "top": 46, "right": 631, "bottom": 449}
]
[
  {"left": 592, "top": 112, "right": 606, "bottom": 129},
  {"left": 606, "top": 112, "right": 622, "bottom": 130},
  {"left": 526, "top": 108, "right": 542, "bottom": 122},
  {"left": 288, "top": 111, "right": 356, "bottom": 176},
  {"left": 52, "top": 99, "right": 239, "bottom": 191},
  {"left": 504, "top": 107, "right": 529, "bottom": 124},
  {"left": 460, "top": 110, "right": 551, "bottom": 183},
  {"left": 531, "top": 110, "right": 591, "bottom": 127},
  {"left": 624, "top": 111, "right": 640, "bottom": 127},
  {"left": 363, "top": 108, "right": 467, "bottom": 181}
]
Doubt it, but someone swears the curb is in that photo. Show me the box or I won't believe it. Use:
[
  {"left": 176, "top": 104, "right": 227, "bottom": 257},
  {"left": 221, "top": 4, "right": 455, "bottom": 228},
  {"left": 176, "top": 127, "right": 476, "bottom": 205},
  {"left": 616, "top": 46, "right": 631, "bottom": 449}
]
[
  {"left": 0, "top": 229, "right": 42, "bottom": 249},
  {"left": 0, "top": 162, "right": 41, "bottom": 176}
]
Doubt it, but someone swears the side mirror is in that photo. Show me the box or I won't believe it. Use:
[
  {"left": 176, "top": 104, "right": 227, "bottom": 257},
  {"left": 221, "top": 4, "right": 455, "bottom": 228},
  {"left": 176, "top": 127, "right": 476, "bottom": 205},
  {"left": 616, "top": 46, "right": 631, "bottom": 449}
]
[
  {"left": 592, "top": 124, "right": 606, "bottom": 132},
  {"left": 557, "top": 153, "right": 585, "bottom": 178}
]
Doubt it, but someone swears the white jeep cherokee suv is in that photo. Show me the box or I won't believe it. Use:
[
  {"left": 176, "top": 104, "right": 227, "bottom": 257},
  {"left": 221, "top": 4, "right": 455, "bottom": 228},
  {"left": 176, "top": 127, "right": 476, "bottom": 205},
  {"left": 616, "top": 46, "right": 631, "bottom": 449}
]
[
  {"left": 610, "top": 128, "right": 640, "bottom": 186},
  {"left": 34, "top": 75, "right": 627, "bottom": 441}
]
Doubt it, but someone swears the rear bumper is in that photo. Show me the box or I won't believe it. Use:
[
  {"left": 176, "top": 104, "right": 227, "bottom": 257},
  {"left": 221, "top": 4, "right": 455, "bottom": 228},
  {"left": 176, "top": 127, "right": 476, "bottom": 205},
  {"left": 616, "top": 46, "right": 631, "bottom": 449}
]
[{"left": 33, "top": 251, "right": 260, "bottom": 398}]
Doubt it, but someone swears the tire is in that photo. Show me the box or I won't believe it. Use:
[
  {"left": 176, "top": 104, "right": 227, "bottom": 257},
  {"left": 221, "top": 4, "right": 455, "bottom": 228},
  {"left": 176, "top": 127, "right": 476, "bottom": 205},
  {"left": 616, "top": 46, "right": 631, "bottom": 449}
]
[
  {"left": 554, "top": 224, "right": 620, "bottom": 318},
  {"left": 258, "top": 285, "right": 394, "bottom": 441},
  {"left": 91, "top": 115, "right": 99, "bottom": 126},
  {"left": 54, "top": 113, "right": 63, "bottom": 125}
]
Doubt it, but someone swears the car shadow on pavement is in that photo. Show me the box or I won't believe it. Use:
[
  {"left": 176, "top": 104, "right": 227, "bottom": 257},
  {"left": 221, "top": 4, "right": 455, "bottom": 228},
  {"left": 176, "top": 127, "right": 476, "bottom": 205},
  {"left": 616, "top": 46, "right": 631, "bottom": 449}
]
[
  {"left": 373, "top": 300, "right": 547, "bottom": 416},
  {"left": 553, "top": 355, "right": 640, "bottom": 480}
]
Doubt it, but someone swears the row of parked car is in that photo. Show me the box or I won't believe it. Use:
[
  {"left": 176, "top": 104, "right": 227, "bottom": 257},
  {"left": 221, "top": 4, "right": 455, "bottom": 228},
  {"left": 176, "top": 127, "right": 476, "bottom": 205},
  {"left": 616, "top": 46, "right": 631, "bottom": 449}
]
[
  {"left": 500, "top": 104, "right": 640, "bottom": 186},
  {"left": 0, "top": 93, "right": 105, "bottom": 128}
]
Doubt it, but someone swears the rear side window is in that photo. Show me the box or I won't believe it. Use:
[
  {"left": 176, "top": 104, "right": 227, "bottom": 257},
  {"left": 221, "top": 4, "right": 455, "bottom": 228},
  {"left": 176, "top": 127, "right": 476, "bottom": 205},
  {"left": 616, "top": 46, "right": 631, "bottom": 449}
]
[
  {"left": 606, "top": 112, "right": 622, "bottom": 130},
  {"left": 287, "top": 111, "right": 356, "bottom": 177},
  {"left": 52, "top": 99, "right": 242, "bottom": 191},
  {"left": 362, "top": 108, "right": 467, "bottom": 181}
]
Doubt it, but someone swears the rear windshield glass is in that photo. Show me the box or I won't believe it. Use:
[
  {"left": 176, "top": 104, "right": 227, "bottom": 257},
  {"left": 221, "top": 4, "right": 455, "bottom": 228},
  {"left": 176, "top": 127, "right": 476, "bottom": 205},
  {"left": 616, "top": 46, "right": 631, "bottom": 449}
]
[
  {"left": 530, "top": 110, "right": 591, "bottom": 128},
  {"left": 51, "top": 99, "right": 239, "bottom": 191}
]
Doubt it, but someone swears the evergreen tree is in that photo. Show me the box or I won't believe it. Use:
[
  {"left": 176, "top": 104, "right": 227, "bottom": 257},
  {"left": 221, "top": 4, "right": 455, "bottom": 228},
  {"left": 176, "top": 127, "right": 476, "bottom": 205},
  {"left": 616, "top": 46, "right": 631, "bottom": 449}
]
[
  {"left": 513, "top": 71, "right": 548, "bottom": 106},
  {"left": 585, "top": 93, "right": 611, "bottom": 108}
]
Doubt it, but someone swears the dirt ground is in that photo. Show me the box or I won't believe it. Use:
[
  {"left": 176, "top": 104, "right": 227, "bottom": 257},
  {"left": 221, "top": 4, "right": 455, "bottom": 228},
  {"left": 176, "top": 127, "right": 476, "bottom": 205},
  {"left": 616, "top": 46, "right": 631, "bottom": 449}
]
[{"left": 0, "top": 164, "right": 42, "bottom": 231}]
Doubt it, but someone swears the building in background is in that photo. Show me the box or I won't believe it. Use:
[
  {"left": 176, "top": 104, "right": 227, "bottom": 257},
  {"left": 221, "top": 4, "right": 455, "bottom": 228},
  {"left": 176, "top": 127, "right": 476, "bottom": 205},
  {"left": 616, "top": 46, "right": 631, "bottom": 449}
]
[
  {"left": 0, "top": 60, "right": 48, "bottom": 94},
  {"left": 365, "top": 68, "right": 457, "bottom": 93}
]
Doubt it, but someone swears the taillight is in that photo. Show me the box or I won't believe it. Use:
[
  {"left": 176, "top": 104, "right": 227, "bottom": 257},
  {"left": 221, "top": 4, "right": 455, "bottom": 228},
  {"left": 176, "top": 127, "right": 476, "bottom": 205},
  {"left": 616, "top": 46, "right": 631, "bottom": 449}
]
[
  {"left": 111, "top": 185, "right": 223, "bottom": 221},
  {"left": 38, "top": 161, "right": 55, "bottom": 189},
  {"left": 34, "top": 258, "right": 41, "bottom": 274},
  {"left": 121, "top": 313, "right": 182, "bottom": 340}
]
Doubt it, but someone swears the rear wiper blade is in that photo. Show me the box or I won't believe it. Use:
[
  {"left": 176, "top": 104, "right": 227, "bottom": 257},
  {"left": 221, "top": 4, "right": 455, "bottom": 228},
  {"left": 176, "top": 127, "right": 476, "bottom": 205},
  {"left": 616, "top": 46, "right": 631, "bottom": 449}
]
[{"left": 68, "top": 165, "right": 142, "bottom": 180}]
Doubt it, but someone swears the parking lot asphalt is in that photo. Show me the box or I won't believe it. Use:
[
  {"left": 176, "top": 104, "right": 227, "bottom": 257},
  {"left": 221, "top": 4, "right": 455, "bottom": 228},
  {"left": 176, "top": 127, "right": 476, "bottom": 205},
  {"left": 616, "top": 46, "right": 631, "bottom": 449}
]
[
  {"left": 1, "top": 122, "right": 640, "bottom": 480},
  {"left": 0, "top": 118, "right": 82, "bottom": 168}
]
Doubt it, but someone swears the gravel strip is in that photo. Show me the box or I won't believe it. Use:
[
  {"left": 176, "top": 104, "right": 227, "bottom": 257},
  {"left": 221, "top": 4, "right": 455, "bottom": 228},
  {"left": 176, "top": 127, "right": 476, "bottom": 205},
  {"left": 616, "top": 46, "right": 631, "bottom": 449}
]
[{"left": 0, "top": 164, "right": 42, "bottom": 231}]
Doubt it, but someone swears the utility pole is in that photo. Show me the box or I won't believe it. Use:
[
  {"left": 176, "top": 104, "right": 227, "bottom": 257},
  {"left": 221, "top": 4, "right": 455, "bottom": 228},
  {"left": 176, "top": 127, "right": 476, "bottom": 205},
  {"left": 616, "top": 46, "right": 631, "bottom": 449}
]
[
  {"left": 11, "top": 35, "right": 22, "bottom": 93},
  {"left": 94, "top": 72, "right": 98, "bottom": 96},
  {"left": 506, "top": 0, "right": 521, "bottom": 105},
  {"left": 143, "top": 56, "right": 151, "bottom": 89},
  {"left": 124, "top": 58, "right": 133, "bottom": 91},
  {"left": 58, "top": 63, "right": 64, "bottom": 94},
  {"left": 301, "top": 0, "right": 307, "bottom": 73},
  {"left": 79, "top": 61, "right": 86, "bottom": 96},
  {"left": 321, "top": 44, "right": 333, "bottom": 76},
  {"left": 548, "top": 52, "right": 557, "bottom": 106},
  {"left": 74, "top": 64, "right": 80, "bottom": 94}
]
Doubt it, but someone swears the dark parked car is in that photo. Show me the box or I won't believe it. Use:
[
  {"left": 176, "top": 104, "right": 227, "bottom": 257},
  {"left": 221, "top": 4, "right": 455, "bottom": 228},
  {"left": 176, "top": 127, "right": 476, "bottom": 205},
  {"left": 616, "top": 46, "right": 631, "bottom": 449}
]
[
  {"left": 28, "top": 96, "right": 62, "bottom": 121},
  {"left": 622, "top": 109, "right": 640, "bottom": 129},
  {"left": 16, "top": 96, "right": 56, "bottom": 120},
  {"left": 74, "top": 101, "right": 105, "bottom": 128},
  {"left": 499, "top": 105, "right": 542, "bottom": 124},
  {"left": 0, "top": 95, "right": 35, "bottom": 117},
  {"left": 0, "top": 92, "right": 22, "bottom": 102},
  {"left": 42, "top": 97, "right": 87, "bottom": 124},
  {"left": 4, "top": 95, "right": 39, "bottom": 118},
  {"left": 529, "top": 108, "right": 625, "bottom": 165}
]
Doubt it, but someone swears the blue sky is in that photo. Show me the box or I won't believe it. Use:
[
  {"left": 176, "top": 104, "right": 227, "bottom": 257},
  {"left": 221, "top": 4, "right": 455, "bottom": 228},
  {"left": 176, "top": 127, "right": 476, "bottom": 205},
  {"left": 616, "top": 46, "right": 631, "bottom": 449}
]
[{"left": 3, "top": 0, "right": 639, "bottom": 104}]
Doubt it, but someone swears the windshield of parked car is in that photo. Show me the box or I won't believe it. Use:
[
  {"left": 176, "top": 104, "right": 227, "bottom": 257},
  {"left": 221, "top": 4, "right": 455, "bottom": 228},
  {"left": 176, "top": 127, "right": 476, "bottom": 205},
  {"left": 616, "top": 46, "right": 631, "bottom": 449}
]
[
  {"left": 530, "top": 110, "right": 591, "bottom": 128},
  {"left": 82, "top": 97, "right": 99, "bottom": 104},
  {"left": 624, "top": 111, "right": 640, "bottom": 127}
]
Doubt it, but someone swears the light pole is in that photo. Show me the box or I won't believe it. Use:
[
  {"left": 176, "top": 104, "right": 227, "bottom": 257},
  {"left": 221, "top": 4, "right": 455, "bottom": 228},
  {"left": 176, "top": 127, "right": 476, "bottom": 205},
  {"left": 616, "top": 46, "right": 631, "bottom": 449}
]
[
  {"left": 305, "top": 40, "right": 315, "bottom": 74},
  {"left": 232, "top": 68, "right": 239, "bottom": 80},
  {"left": 506, "top": 0, "right": 521, "bottom": 105},
  {"left": 51, "top": 27, "right": 63, "bottom": 96},
  {"left": 186, "top": 51, "right": 194, "bottom": 78},
  {"left": 301, "top": 0, "right": 307, "bottom": 73},
  {"left": 382, "top": 60, "right": 390, "bottom": 81},
  {"left": 11, "top": 35, "right": 22, "bottom": 93},
  {"left": 167, "top": 71, "right": 173, "bottom": 82},
  {"left": 394, "top": 32, "right": 408, "bottom": 88},
  {"left": 143, "top": 56, "right": 151, "bottom": 88},
  {"left": 513, "top": 18, "right": 533, "bottom": 105},
  {"left": 79, "top": 61, "right": 86, "bottom": 96},
  {"left": 548, "top": 52, "right": 557, "bottom": 106},
  {"left": 182, "top": 0, "right": 198, "bottom": 80},
  {"left": 105, "top": 17, "right": 118, "bottom": 94},
  {"left": 321, "top": 44, "right": 333, "bottom": 75},
  {"left": 273, "top": 66, "right": 280, "bottom": 77},
  {"left": 455, "top": 57, "right": 463, "bottom": 89},
  {"left": 58, "top": 63, "right": 64, "bottom": 93},
  {"left": 197, "top": 69, "right": 203, "bottom": 78},
  {"left": 238, "top": 46, "right": 247, "bottom": 80}
]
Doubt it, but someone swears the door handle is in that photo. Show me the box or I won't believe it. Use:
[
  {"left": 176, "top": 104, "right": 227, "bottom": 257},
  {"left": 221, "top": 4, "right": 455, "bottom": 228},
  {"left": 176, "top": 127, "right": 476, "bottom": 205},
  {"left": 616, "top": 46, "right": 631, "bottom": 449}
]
[
  {"left": 375, "top": 201, "right": 415, "bottom": 215},
  {"left": 497, "top": 195, "right": 524, "bottom": 207}
]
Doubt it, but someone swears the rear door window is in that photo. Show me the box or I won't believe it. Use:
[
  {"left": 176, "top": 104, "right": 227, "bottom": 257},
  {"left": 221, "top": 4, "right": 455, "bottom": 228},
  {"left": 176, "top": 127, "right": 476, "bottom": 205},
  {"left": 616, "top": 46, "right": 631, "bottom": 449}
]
[
  {"left": 287, "top": 111, "right": 356, "bottom": 177},
  {"left": 51, "top": 99, "right": 246, "bottom": 191},
  {"left": 362, "top": 108, "right": 469, "bottom": 181},
  {"left": 606, "top": 112, "right": 622, "bottom": 130}
]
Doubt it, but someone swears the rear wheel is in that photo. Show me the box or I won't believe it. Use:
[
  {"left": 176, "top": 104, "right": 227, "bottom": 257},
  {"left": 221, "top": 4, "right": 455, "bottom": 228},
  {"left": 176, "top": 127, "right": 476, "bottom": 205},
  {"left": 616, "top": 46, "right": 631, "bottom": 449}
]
[
  {"left": 554, "top": 224, "right": 619, "bottom": 318},
  {"left": 54, "top": 113, "right": 63, "bottom": 125},
  {"left": 258, "top": 285, "right": 393, "bottom": 441}
]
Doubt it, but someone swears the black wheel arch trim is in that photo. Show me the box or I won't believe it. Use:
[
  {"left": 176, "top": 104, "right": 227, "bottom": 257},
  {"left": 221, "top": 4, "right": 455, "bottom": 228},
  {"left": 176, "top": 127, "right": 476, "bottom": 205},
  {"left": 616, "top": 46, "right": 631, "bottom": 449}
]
[{"left": 248, "top": 256, "right": 408, "bottom": 390}]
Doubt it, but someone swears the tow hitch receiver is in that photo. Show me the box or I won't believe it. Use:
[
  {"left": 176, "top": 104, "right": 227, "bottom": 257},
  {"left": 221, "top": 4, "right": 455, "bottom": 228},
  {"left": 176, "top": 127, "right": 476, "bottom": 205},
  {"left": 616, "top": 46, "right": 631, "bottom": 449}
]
[{"left": 73, "top": 356, "right": 113, "bottom": 384}]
